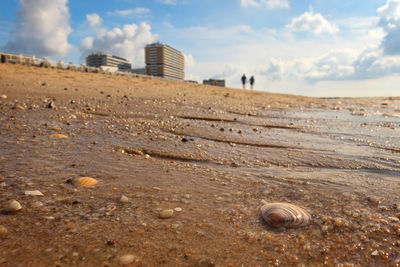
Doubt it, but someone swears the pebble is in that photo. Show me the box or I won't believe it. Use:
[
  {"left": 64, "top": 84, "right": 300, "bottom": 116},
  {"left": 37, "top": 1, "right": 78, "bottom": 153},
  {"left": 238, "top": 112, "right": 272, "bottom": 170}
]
[
  {"left": 5, "top": 200, "right": 22, "bottom": 212},
  {"left": 25, "top": 190, "right": 44, "bottom": 196},
  {"left": 333, "top": 217, "right": 348, "bottom": 227},
  {"left": 119, "top": 195, "right": 129, "bottom": 203},
  {"left": 50, "top": 134, "right": 68, "bottom": 139},
  {"left": 0, "top": 226, "right": 8, "bottom": 237},
  {"left": 182, "top": 137, "right": 195, "bottom": 142},
  {"left": 0, "top": 94, "right": 6, "bottom": 100},
  {"left": 198, "top": 258, "right": 215, "bottom": 267},
  {"left": 371, "top": 250, "right": 379, "bottom": 256},
  {"left": 174, "top": 207, "right": 182, "bottom": 212},
  {"left": 159, "top": 209, "right": 174, "bottom": 219},
  {"left": 119, "top": 254, "right": 138, "bottom": 265},
  {"left": 46, "top": 101, "right": 56, "bottom": 109},
  {"left": 12, "top": 104, "right": 25, "bottom": 110}
]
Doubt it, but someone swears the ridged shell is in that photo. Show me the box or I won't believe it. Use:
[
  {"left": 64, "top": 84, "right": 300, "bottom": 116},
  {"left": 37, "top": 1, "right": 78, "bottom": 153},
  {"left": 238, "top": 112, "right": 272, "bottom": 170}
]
[
  {"left": 260, "top": 202, "right": 311, "bottom": 228},
  {"left": 74, "top": 177, "right": 99, "bottom": 187}
]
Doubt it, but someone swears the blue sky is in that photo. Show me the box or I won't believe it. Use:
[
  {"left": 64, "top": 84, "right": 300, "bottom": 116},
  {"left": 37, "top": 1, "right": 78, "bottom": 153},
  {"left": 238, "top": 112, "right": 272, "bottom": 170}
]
[{"left": 1, "top": 0, "right": 400, "bottom": 97}]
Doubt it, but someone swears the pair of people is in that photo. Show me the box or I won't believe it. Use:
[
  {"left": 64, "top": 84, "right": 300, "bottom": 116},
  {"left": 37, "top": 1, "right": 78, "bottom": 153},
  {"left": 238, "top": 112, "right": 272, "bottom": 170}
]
[{"left": 241, "top": 74, "right": 255, "bottom": 90}]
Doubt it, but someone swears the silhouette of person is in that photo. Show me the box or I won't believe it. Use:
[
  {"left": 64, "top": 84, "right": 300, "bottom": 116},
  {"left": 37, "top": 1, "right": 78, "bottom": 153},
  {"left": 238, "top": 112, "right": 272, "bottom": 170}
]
[
  {"left": 241, "top": 74, "right": 247, "bottom": 89},
  {"left": 250, "top": 76, "right": 255, "bottom": 90}
]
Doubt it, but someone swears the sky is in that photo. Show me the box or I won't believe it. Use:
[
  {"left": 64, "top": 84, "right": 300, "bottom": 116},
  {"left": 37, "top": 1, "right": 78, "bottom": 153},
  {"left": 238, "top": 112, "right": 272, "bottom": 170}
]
[{"left": 1, "top": 0, "right": 400, "bottom": 97}]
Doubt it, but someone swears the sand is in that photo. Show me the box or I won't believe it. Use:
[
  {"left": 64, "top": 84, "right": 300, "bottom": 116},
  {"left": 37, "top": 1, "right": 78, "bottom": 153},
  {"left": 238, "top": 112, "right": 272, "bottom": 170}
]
[{"left": 1, "top": 63, "right": 400, "bottom": 266}]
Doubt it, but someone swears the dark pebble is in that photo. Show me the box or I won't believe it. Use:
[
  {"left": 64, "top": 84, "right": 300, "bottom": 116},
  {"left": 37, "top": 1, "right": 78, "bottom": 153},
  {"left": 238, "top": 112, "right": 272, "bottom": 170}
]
[{"left": 182, "top": 137, "right": 195, "bottom": 142}]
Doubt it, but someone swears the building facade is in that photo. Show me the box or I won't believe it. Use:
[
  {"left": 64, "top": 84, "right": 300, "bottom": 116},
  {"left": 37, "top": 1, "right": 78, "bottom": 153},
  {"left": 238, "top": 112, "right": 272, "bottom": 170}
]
[
  {"left": 86, "top": 53, "right": 131, "bottom": 71},
  {"left": 203, "top": 79, "right": 225, "bottom": 87},
  {"left": 145, "top": 43, "right": 184, "bottom": 80}
]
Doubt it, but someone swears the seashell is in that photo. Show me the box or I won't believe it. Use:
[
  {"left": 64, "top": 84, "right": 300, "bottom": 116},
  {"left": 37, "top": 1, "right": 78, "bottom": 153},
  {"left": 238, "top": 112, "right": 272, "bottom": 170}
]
[
  {"left": 5, "top": 200, "right": 22, "bottom": 212},
  {"left": 50, "top": 134, "right": 68, "bottom": 139},
  {"left": 119, "top": 195, "right": 129, "bottom": 203},
  {"left": 119, "top": 254, "right": 139, "bottom": 265},
  {"left": 259, "top": 202, "right": 311, "bottom": 228},
  {"left": 73, "top": 177, "right": 99, "bottom": 187},
  {"left": 0, "top": 225, "right": 8, "bottom": 237}
]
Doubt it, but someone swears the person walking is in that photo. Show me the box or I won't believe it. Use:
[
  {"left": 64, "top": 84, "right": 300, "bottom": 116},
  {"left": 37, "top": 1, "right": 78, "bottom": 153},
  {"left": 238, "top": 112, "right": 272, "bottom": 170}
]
[
  {"left": 250, "top": 76, "right": 255, "bottom": 90},
  {"left": 241, "top": 74, "right": 247, "bottom": 89}
]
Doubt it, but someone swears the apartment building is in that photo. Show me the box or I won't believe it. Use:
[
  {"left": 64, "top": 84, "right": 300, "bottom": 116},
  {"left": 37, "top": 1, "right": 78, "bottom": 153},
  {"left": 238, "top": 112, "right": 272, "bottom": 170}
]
[
  {"left": 86, "top": 53, "right": 131, "bottom": 71},
  {"left": 145, "top": 43, "right": 184, "bottom": 80}
]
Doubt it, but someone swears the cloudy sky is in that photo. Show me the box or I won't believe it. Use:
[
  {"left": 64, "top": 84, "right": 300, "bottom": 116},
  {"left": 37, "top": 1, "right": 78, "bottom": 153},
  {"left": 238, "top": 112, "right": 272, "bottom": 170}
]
[{"left": 1, "top": 0, "right": 400, "bottom": 97}]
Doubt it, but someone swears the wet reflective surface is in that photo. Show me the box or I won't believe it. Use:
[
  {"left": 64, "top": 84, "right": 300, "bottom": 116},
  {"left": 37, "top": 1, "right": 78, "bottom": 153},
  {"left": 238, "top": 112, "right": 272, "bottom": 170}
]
[{"left": 1, "top": 64, "right": 400, "bottom": 266}]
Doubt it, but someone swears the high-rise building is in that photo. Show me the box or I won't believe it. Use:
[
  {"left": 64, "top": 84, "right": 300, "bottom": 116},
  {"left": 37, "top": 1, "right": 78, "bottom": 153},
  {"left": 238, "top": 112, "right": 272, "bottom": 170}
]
[
  {"left": 86, "top": 53, "right": 131, "bottom": 71},
  {"left": 145, "top": 43, "right": 184, "bottom": 80}
]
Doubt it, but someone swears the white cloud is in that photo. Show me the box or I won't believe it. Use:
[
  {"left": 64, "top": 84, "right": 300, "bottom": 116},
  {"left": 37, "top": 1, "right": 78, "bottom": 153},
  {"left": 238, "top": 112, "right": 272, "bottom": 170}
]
[
  {"left": 377, "top": 0, "right": 400, "bottom": 55},
  {"left": 184, "top": 54, "right": 195, "bottom": 70},
  {"left": 79, "top": 14, "right": 157, "bottom": 67},
  {"left": 87, "top": 13, "right": 102, "bottom": 28},
  {"left": 107, "top": 8, "right": 151, "bottom": 18},
  {"left": 287, "top": 6, "right": 339, "bottom": 35},
  {"left": 240, "top": 0, "right": 289, "bottom": 9},
  {"left": 3, "top": 0, "right": 73, "bottom": 57}
]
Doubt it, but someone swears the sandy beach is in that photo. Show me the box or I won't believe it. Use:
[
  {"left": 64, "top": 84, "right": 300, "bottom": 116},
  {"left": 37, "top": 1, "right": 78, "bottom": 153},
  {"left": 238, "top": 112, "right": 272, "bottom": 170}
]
[{"left": 1, "top": 63, "right": 400, "bottom": 266}]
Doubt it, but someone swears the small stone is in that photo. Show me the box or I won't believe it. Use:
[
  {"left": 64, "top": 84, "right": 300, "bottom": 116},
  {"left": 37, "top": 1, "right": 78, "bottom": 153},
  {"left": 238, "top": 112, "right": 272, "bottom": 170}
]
[
  {"left": 174, "top": 207, "right": 182, "bottom": 212},
  {"left": 25, "top": 190, "right": 44, "bottom": 196},
  {"left": 182, "top": 137, "right": 195, "bottom": 142},
  {"left": 159, "top": 209, "right": 174, "bottom": 219},
  {"left": 12, "top": 104, "right": 25, "bottom": 110},
  {"left": 371, "top": 250, "right": 379, "bottom": 256},
  {"left": 144, "top": 154, "right": 150, "bottom": 159},
  {"left": 198, "top": 258, "right": 215, "bottom": 267},
  {"left": 0, "top": 226, "right": 8, "bottom": 237},
  {"left": 46, "top": 101, "right": 56, "bottom": 109},
  {"left": 0, "top": 95, "right": 7, "bottom": 100},
  {"left": 41, "top": 82, "right": 47, "bottom": 86},
  {"left": 367, "top": 196, "right": 381, "bottom": 204},
  {"left": 119, "top": 254, "right": 138, "bottom": 265},
  {"left": 119, "top": 195, "right": 129, "bottom": 203},
  {"left": 388, "top": 217, "right": 399, "bottom": 222},
  {"left": 50, "top": 134, "right": 68, "bottom": 139},
  {"left": 5, "top": 200, "right": 22, "bottom": 212},
  {"left": 333, "top": 217, "right": 348, "bottom": 227}
]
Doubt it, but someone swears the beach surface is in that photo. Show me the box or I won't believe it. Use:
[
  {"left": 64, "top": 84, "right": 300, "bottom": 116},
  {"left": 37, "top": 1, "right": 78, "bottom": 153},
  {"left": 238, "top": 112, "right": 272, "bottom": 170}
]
[{"left": 1, "top": 63, "right": 400, "bottom": 266}]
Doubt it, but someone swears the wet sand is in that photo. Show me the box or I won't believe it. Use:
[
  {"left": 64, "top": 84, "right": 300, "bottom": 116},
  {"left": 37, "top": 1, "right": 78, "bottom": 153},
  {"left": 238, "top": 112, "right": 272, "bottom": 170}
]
[{"left": 1, "top": 63, "right": 400, "bottom": 266}]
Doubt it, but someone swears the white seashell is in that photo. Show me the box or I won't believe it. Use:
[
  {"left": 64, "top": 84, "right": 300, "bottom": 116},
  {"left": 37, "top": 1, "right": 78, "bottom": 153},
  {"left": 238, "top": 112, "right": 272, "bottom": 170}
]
[
  {"left": 260, "top": 202, "right": 311, "bottom": 228},
  {"left": 119, "top": 254, "right": 138, "bottom": 265},
  {"left": 119, "top": 195, "right": 129, "bottom": 203},
  {"left": 5, "top": 200, "right": 22, "bottom": 212}
]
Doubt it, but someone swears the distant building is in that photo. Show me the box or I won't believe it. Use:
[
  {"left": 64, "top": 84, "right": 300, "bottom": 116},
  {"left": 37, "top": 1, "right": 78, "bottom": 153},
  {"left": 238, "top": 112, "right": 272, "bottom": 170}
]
[
  {"left": 131, "top": 68, "right": 146, "bottom": 75},
  {"left": 86, "top": 53, "right": 131, "bottom": 72},
  {"left": 203, "top": 79, "right": 225, "bottom": 87},
  {"left": 145, "top": 43, "right": 184, "bottom": 80}
]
